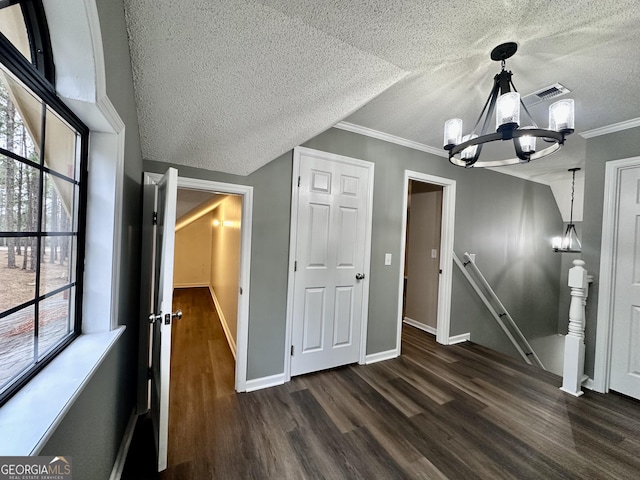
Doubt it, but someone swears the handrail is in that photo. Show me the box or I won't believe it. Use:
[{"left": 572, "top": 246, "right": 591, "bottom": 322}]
[{"left": 453, "top": 252, "right": 546, "bottom": 370}]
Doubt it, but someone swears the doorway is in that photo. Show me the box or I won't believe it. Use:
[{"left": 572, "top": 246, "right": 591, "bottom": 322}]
[
  {"left": 173, "top": 189, "right": 242, "bottom": 360},
  {"left": 403, "top": 180, "right": 444, "bottom": 335},
  {"left": 139, "top": 172, "right": 253, "bottom": 471},
  {"left": 396, "top": 170, "right": 456, "bottom": 351}
]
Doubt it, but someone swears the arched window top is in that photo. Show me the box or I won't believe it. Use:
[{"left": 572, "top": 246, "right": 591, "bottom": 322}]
[{"left": 0, "top": 0, "right": 55, "bottom": 84}]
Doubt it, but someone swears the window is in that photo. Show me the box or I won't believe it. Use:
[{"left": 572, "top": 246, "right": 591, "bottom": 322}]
[{"left": 0, "top": 0, "right": 87, "bottom": 406}]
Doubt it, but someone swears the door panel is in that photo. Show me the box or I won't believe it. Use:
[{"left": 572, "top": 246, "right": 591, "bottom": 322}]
[
  {"left": 610, "top": 165, "right": 640, "bottom": 399},
  {"left": 147, "top": 167, "right": 178, "bottom": 471},
  {"left": 291, "top": 151, "right": 372, "bottom": 376},
  {"left": 302, "top": 288, "right": 325, "bottom": 352}
]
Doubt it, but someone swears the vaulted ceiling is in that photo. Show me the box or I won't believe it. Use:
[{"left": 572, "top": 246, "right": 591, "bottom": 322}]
[{"left": 123, "top": 0, "right": 640, "bottom": 184}]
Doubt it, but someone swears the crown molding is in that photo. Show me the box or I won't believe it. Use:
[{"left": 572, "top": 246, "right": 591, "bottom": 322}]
[
  {"left": 334, "top": 122, "right": 447, "bottom": 158},
  {"left": 579, "top": 117, "right": 640, "bottom": 139}
]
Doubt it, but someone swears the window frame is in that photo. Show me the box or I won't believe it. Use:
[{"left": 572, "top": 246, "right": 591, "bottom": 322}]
[{"left": 0, "top": 0, "right": 88, "bottom": 407}]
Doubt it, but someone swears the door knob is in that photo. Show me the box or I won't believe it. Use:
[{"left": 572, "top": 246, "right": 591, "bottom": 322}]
[
  {"left": 355, "top": 273, "right": 365, "bottom": 280},
  {"left": 172, "top": 310, "right": 183, "bottom": 321}
]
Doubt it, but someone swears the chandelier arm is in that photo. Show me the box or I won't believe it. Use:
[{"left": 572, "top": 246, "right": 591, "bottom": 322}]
[
  {"left": 449, "top": 133, "right": 562, "bottom": 167},
  {"left": 471, "top": 77, "right": 500, "bottom": 135},
  {"left": 509, "top": 78, "right": 538, "bottom": 128},
  {"left": 450, "top": 129, "right": 562, "bottom": 157},
  {"left": 479, "top": 77, "right": 501, "bottom": 137}
]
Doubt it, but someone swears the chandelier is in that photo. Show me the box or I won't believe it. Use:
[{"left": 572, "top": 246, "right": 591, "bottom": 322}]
[
  {"left": 443, "top": 42, "right": 574, "bottom": 168},
  {"left": 552, "top": 167, "right": 581, "bottom": 253}
]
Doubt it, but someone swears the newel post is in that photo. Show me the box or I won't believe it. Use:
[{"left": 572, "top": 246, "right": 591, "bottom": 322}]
[{"left": 560, "top": 259, "right": 588, "bottom": 397}]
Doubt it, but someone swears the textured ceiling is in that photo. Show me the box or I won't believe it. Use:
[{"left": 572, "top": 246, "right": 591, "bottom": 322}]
[{"left": 124, "top": 0, "right": 640, "bottom": 182}]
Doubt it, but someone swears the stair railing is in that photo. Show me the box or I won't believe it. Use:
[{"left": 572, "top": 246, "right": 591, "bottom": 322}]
[{"left": 453, "top": 251, "right": 546, "bottom": 370}]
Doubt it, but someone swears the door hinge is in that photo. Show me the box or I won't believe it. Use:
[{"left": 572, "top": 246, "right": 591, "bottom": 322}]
[
  {"left": 239, "top": 286, "right": 243, "bottom": 295},
  {"left": 147, "top": 367, "right": 152, "bottom": 380},
  {"left": 297, "top": 176, "right": 301, "bottom": 187},
  {"left": 152, "top": 211, "right": 158, "bottom": 225},
  {"left": 294, "top": 261, "right": 297, "bottom": 272},
  {"left": 291, "top": 345, "right": 294, "bottom": 356}
]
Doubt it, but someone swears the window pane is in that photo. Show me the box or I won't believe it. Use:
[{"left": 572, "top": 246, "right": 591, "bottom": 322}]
[
  {"left": 0, "top": 155, "right": 40, "bottom": 233},
  {"left": 0, "top": 306, "right": 35, "bottom": 391},
  {"left": 38, "top": 289, "right": 73, "bottom": 358},
  {"left": 0, "top": 236, "right": 37, "bottom": 312},
  {"left": 40, "top": 236, "right": 75, "bottom": 296},
  {"left": 44, "top": 106, "right": 78, "bottom": 180},
  {"left": 0, "top": 67, "right": 42, "bottom": 162},
  {"left": 0, "top": 5, "right": 31, "bottom": 62},
  {"left": 42, "top": 173, "right": 75, "bottom": 232}
]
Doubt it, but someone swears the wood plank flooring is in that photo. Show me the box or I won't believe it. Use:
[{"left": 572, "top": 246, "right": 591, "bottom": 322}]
[{"left": 123, "top": 288, "right": 640, "bottom": 479}]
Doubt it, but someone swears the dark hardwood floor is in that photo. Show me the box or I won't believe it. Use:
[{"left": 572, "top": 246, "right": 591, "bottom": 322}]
[{"left": 123, "top": 288, "right": 640, "bottom": 479}]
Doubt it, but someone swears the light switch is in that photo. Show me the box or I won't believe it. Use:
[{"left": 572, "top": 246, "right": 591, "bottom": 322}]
[
  {"left": 384, "top": 253, "right": 392, "bottom": 265},
  {"left": 431, "top": 249, "right": 438, "bottom": 259}
]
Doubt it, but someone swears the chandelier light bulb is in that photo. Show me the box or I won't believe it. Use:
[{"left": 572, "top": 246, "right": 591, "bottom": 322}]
[
  {"left": 444, "top": 118, "right": 463, "bottom": 149},
  {"left": 496, "top": 92, "right": 520, "bottom": 130},
  {"left": 549, "top": 99, "right": 575, "bottom": 133},
  {"left": 518, "top": 131, "right": 536, "bottom": 154}
]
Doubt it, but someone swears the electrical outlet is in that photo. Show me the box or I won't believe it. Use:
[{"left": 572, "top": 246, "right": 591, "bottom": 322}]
[{"left": 384, "top": 253, "right": 392, "bottom": 265}]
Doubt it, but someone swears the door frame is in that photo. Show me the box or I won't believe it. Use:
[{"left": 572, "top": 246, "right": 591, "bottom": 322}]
[
  {"left": 397, "top": 170, "right": 456, "bottom": 349},
  {"left": 593, "top": 155, "right": 640, "bottom": 393},
  {"left": 145, "top": 172, "right": 253, "bottom": 392},
  {"left": 284, "top": 146, "right": 375, "bottom": 382}
]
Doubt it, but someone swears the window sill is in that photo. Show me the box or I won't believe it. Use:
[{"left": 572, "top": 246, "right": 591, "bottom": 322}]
[{"left": 0, "top": 326, "right": 125, "bottom": 455}]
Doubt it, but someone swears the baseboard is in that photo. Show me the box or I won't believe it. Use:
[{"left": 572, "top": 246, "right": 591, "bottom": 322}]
[
  {"left": 365, "top": 349, "right": 398, "bottom": 364},
  {"left": 109, "top": 409, "right": 137, "bottom": 480},
  {"left": 245, "top": 373, "right": 286, "bottom": 392},
  {"left": 448, "top": 333, "right": 470, "bottom": 344},
  {"left": 403, "top": 317, "right": 437, "bottom": 336},
  {"left": 174, "top": 283, "right": 208, "bottom": 289},
  {"left": 208, "top": 285, "right": 237, "bottom": 360}
]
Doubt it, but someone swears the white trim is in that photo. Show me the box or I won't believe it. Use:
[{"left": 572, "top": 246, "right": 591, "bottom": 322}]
[
  {"left": 335, "top": 122, "right": 447, "bottom": 158},
  {"left": 448, "top": 333, "right": 471, "bottom": 344},
  {"left": 582, "top": 377, "right": 595, "bottom": 391},
  {"left": 145, "top": 173, "right": 252, "bottom": 392},
  {"left": 208, "top": 286, "right": 237, "bottom": 360},
  {"left": 285, "top": 146, "right": 374, "bottom": 381},
  {"left": 245, "top": 373, "right": 286, "bottom": 392},
  {"left": 403, "top": 317, "right": 437, "bottom": 336},
  {"left": 0, "top": 328, "right": 125, "bottom": 455},
  {"left": 109, "top": 409, "right": 137, "bottom": 480},
  {"left": 593, "top": 156, "right": 640, "bottom": 393},
  {"left": 365, "top": 349, "right": 398, "bottom": 364},
  {"left": 173, "top": 283, "right": 209, "bottom": 289},
  {"left": 579, "top": 118, "right": 640, "bottom": 139},
  {"left": 397, "top": 170, "right": 456, "bottom": 353}
]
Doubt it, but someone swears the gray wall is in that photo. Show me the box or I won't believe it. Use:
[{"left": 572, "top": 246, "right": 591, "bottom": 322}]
[
  {"left": 582, "top": 126, "right": 640, "bottom": 376},
  {"left": 146, "top": 127, "right": 564, "bottom": 379},
  {"left": 40, "top": 1, "right": 144, "bottom": 479}
]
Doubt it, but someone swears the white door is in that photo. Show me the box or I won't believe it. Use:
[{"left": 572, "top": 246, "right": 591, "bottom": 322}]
[
  {"left": 146, "top": 168, "right": 179, "bottom": 471},
  {"left": 610, "top": 165, "right": 640, "bottom": 399},
  {"left": 290, "top": 149, "right": 373, "bottom": 376}
]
